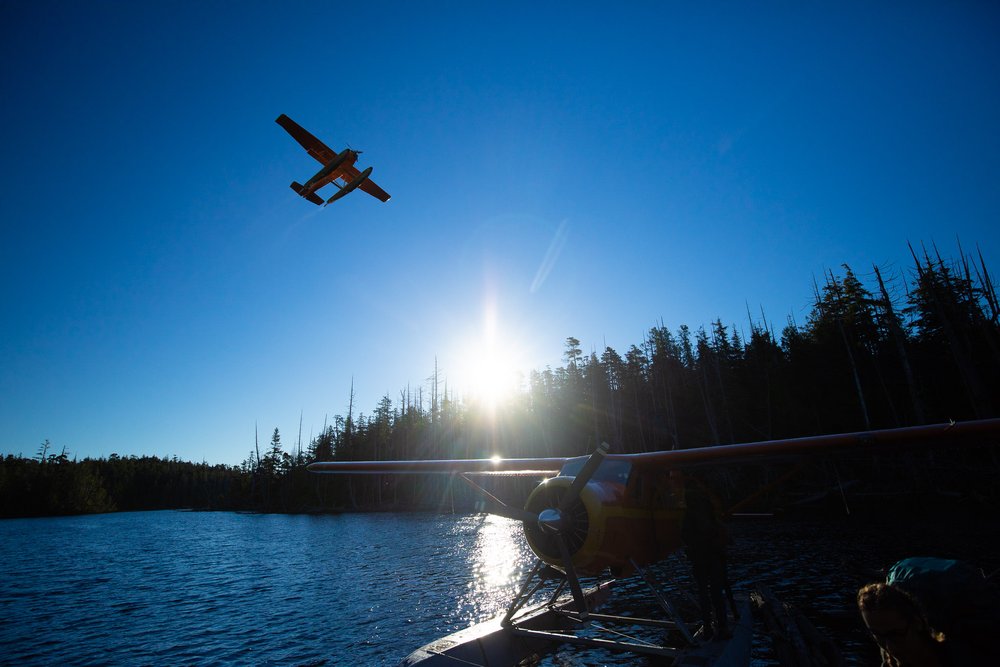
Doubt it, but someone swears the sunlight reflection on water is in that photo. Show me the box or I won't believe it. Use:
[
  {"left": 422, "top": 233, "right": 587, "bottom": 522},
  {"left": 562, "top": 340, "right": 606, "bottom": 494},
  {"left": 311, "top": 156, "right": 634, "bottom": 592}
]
[
  {"left": 471, "top": 514, "right": 524, "bottom": 588},
  {"left": 446, "top": 513, "right": 533, "bottom": 623},
  {"left": 466, "top": 514, "right": 528, "bottom": 618}
]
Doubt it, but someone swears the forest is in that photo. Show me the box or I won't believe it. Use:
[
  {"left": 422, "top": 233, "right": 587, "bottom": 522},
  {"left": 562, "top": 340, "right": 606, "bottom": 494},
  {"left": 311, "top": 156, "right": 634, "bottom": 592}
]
[{"left": 3, "top": 244, "right": 999, "bottom": 518}]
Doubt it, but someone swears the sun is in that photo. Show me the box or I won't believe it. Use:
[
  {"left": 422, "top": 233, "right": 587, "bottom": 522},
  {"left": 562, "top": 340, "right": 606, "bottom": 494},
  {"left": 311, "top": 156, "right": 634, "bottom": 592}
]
[
  {"left": 461, "top": 350, "right": 519, "bottom": 408},
  {"left": 453, "top": 307, "right": 524, "bottom": 410}
]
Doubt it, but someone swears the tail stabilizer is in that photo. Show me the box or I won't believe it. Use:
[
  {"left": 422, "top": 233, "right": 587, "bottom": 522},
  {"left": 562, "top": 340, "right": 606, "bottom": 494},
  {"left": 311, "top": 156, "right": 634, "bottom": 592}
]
[{"left": 290, "top": 181, "right": 323, "bottom": 206}]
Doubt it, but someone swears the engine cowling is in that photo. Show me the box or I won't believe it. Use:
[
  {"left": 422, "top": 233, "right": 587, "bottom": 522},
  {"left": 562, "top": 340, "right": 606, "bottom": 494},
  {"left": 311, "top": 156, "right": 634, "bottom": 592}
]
[
  {"left": 522, "top": 476, "right": 626, "bottom": 576},
  {"left": 522, "top": 471, "right": 685, "bottom": 577}
]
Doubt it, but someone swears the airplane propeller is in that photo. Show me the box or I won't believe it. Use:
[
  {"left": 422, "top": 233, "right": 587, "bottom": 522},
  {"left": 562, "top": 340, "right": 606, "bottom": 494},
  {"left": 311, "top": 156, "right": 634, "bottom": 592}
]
[
  {"left": 559, "top": 441, "right": 609, "bottom": 512},
  {"left": 534, "top": 441, "right": 610, "bottom": 617},
  {"left": 531, "top": 440, "right": 609, "bottom": 537}
]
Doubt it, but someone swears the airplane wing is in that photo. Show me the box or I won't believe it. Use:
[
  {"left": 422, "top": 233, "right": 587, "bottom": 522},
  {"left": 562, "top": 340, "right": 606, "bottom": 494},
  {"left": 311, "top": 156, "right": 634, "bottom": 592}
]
[
  {"left": 308, "top": 457, "right": 566, "bottom": 475},
  {"left": 620, "top": 418, "right": 1000, "bottom": 468},
  {"left": 275, "top": 114, "right": 338, "bottom": 165},
  {"left": 307, "top": 418, "right": 1000, "bottom": 475},
  {"left": 343, "top": 163, "right": 391, "bottom": 202}
]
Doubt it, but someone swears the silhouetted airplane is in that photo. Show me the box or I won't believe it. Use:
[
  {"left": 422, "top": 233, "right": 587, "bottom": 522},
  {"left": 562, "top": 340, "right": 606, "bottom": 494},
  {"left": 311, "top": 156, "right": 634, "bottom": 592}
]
[{"left": 276, "top": 114, "right": 390, "bottom": 206}]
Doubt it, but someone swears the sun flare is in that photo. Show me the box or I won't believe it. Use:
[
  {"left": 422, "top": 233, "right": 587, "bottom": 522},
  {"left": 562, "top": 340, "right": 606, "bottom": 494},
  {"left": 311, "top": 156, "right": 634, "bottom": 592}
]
[
  {"left": 462, "top": 352, "right": 518, "bottom": 406},
  {"left": 453, "top": 306, "right": 525, "bottom": 410}
]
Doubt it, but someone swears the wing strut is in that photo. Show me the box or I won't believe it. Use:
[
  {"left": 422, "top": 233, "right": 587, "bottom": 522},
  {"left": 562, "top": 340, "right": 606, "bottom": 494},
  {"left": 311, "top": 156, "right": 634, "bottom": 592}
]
[{"left": 458, "top": 474, "right": 537, "bottom": 524}]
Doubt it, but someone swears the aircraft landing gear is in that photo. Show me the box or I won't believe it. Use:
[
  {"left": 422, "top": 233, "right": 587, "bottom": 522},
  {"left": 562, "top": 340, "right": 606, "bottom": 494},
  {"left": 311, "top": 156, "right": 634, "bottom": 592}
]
[{"left": 499, "top": 556, "right": 700, "bottom": 660}]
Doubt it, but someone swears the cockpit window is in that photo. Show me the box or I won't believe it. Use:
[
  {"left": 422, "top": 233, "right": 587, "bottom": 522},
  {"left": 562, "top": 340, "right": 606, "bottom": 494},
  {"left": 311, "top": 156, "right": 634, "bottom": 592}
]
[{"left": 558, "top": 456, "right": 632, "bottom": 484}]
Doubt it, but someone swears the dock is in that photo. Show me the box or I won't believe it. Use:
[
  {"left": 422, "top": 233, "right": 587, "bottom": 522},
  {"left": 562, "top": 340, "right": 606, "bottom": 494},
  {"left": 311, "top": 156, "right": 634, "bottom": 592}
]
[
  {"left": 398, "top": 581, "right": 613, "bottom": 666},
  {"left": 399, "top": 584, "right": 754, "bottom": 667}
]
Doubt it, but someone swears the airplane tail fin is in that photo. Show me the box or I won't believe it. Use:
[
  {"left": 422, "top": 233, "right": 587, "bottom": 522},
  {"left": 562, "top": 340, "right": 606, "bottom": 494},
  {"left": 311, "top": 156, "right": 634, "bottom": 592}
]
[{"left": 290, "top": 181, "right": 323, "bottom": 206}]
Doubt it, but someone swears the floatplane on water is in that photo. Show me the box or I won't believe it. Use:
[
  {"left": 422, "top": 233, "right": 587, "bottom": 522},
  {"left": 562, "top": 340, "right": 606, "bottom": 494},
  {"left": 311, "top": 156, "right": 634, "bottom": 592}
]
[{"left": 309, "top": 418, "right": 1000, "bottom": 666}]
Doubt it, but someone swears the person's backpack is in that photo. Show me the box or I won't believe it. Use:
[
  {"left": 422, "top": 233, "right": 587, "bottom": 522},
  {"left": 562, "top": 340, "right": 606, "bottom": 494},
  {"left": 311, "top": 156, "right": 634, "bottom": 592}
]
[{"left": 887, "top": 557, "right": 1000, "bottom": 660}]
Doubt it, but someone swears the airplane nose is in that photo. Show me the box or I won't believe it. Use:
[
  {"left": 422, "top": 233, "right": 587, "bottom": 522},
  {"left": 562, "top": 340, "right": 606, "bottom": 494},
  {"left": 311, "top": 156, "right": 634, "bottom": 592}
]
[{"left": 538, "top": 508, "right": 565, "bottom": 534}]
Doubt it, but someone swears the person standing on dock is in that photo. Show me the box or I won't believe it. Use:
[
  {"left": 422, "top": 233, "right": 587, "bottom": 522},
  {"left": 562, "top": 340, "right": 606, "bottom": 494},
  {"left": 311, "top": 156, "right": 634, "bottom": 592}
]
[{"left": 681, "top": 479, "right": 732, "bottom": 641}]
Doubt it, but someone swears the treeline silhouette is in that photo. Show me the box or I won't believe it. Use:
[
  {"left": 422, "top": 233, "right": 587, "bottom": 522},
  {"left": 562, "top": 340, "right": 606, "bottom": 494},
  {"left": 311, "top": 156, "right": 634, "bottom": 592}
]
[{"left": 3, "top": 244, "right": 998, "bottom": 518}]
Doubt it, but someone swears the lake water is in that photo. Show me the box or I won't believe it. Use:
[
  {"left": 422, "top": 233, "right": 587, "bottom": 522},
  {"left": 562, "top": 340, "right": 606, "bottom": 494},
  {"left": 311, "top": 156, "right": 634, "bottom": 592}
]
[{"left": 1, "top": 510, "right": 996, "bottom": 665}]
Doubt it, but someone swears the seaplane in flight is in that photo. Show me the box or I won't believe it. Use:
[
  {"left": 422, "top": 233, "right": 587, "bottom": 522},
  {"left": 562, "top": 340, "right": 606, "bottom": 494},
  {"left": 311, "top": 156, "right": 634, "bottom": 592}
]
[
  {"left": 275, "top": 114, "right": 390, "bottom": 206},
  {"left": 309, "top": 418, "right": 1000, "bottom": 665}
]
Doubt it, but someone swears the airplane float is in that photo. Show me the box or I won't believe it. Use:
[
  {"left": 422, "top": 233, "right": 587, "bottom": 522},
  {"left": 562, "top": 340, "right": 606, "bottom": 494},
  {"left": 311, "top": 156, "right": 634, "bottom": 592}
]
[
  {"left": 309, "top": 418, "right": 1000, "bottom": 664},
  {"left": 275, "top": 114, "right": 390, "bottom": 206}
]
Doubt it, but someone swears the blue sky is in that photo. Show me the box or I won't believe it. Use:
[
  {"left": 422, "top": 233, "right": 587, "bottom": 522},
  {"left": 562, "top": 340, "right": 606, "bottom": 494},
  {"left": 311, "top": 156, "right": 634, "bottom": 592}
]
[{"left": 2, "top": 2, "right": 998, "bottom": 465}]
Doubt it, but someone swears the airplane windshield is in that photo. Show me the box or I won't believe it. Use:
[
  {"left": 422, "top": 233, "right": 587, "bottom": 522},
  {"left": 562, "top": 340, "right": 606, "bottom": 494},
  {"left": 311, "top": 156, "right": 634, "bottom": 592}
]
[{"left": 558, "top": 457, "right": 631, "bottom": 485}]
